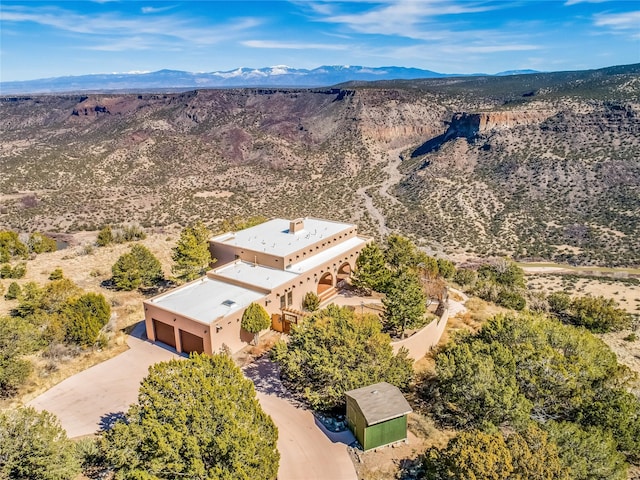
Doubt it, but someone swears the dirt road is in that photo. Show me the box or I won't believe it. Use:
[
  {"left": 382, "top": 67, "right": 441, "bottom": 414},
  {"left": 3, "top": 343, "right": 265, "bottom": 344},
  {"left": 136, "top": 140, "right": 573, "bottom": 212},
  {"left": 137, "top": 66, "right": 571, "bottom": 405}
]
[{"left": 356, "top": 148, "right": 405, "bottom": 237}]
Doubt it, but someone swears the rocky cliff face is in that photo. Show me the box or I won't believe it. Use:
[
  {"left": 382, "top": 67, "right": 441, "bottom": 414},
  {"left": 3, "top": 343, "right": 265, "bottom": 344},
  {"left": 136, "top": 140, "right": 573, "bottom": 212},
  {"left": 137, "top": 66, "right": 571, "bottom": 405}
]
[{"left": 445, "top": 110, "right": 555, "bottom": 140}]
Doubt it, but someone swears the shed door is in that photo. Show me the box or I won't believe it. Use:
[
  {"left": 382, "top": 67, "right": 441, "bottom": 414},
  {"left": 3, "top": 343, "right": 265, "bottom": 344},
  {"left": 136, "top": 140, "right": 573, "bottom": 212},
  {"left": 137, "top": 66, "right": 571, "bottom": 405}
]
[
  {"left": 153, "top": 319, "right": 176, "bottom": 348},
  {"left": 180, "top": 330, "right": 204, "bottom": 355}
]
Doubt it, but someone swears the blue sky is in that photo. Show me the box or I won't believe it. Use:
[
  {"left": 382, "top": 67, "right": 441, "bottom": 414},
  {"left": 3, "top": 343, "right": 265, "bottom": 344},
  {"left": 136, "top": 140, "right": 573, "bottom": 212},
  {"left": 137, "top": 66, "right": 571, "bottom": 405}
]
[{"left": 1, "top": 1, "right": 639, "bottom": 81}]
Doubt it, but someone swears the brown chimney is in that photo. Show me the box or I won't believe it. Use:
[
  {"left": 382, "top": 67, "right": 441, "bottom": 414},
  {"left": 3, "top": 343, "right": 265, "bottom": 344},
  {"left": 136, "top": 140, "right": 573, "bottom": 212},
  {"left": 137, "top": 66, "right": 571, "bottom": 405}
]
[{"left": 289, "top": 218, "right": 304, "bottom": 234}]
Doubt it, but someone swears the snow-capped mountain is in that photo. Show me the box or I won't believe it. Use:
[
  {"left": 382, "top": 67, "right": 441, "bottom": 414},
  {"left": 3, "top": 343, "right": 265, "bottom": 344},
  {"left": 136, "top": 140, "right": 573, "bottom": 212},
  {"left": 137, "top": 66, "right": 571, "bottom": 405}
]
[{"left": 0, "top": 65, "right": 537, "bottom": 94}]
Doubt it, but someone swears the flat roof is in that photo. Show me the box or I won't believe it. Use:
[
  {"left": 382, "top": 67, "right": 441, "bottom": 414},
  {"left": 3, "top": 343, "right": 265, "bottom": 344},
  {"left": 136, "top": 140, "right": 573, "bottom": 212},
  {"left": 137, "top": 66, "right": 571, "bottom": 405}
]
[
  {"left": 210, "top": 217, "right": 355, "bottom": 258},
  {"left": 345, "top": 382, "right": 412, "bottom": 426},
  {"left": 149, "top": 277, "right": 265, "bottom": 324},
  {"left": 213, "top": 261, "right": 298, "bottom": 290},
  {"left": 287, "top": 236, "right": 367, "bottom": 273}
]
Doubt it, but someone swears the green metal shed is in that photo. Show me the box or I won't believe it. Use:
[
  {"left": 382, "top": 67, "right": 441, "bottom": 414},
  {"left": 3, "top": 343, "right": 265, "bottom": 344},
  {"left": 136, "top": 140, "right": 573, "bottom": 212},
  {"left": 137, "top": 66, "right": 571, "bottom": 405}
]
[{"left": 345, "top": 382, "right": 412, "bottom": 451}]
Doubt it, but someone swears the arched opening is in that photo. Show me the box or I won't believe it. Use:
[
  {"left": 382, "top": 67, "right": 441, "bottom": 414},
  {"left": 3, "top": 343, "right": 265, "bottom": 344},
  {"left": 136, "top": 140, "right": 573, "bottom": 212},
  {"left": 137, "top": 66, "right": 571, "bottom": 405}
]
[
  {"left": 337, "top": 262, "right": 352, "bottom": 282},
  {"left": 317, "top": 272, "right": 333, "bottom": 295}
]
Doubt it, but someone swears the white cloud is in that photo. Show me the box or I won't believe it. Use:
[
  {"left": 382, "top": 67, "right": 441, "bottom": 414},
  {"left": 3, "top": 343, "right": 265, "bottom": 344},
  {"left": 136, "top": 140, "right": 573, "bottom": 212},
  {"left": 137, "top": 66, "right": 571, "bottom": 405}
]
[
  {"left": 594, "top": 10, "right": 640, "bottom": 30},
  {"left": 313, "top": 0, "right": 506, "bottom": 40},
  {"left": 458, "top": 44, "right": 540, "bottom": 53},
  {"left": 242, "top": 40, "right": 347, "bottom": 50},
  {"left": 84, "top": 36, "right": 155, "bottom": 51},
  {"left": 564, "top": 0, "right": 611, "bottom": 6},
  {"left": 0, "top": 5, "right": 261, "bottom": 46},
  {"left": 141, "top": 5, "right": 176, "bottom": 14}
]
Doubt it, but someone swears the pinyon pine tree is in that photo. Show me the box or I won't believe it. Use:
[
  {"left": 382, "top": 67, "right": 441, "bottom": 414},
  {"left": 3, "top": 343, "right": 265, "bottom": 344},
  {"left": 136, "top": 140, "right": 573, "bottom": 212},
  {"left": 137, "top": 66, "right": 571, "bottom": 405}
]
[
  {"left": 242, "top": 302, "right": 271, "bottom": 345},
  {"left": 103, "top": 354, "right": 279, "bottom": 480},
  {"left": 172, "top": 221, "right": 213, "bottom": 281}
]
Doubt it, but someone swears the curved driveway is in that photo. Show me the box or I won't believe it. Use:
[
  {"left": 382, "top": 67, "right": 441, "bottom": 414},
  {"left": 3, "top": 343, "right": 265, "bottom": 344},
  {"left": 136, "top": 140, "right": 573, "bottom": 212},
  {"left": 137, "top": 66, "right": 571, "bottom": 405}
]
[
  {"left": 28, "top": 323, "right": 357, "bottom": 480},
  {"left": 244, "top": 358, "right": 357, "bottom": 480}
]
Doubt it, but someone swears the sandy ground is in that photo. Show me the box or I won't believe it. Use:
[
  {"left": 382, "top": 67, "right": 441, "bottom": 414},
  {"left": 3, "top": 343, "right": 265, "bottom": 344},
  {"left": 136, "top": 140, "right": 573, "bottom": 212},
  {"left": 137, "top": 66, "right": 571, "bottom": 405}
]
[{"left": 526, "top": 273, "right": 640, "bottom": 314}]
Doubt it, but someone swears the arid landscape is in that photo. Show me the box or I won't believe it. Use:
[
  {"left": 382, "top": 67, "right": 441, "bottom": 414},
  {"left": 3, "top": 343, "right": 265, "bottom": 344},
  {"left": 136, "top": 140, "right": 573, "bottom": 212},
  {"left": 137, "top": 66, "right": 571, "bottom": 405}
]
[
  {"left": 2, "top": 63, "right": 640, "bottom": 480},
  {"left": 2, "top": 64, "right": 639, "bottom": 266}
]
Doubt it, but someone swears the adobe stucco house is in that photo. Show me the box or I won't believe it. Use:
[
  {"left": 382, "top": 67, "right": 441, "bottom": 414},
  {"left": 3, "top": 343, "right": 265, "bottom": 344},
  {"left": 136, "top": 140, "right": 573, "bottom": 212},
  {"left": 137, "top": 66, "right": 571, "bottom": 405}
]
[{"left": 144, "top": 217, "right": 370, "bottom": 354}]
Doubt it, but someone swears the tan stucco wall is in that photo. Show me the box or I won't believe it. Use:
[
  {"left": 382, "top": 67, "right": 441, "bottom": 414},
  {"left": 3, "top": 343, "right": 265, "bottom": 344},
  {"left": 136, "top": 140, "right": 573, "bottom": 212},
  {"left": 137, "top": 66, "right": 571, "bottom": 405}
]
[
  {"left": 209, "top": 226, "right": 359, "bottom": 272},
  {"left": 210, "top": 244, "right": 284, "bottom": 270},
  {"left": 144, "top": 302, "right": 252, "bottom": 354},
  {"left": 146, "top": 234, "right": 370, "bottom": 355}
]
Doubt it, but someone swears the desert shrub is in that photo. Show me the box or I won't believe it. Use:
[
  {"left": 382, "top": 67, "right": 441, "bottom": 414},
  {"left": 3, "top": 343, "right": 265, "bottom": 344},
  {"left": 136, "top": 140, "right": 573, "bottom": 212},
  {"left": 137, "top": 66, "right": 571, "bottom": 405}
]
[
  {"left": 302, "top": 291, "right": 320, "bottom": 311},
  {"left": 241, "top": 302, "right": 271, "bottom": 346},
  {"left": 545, "top": 421, "right": 628, "bottom": 480},
  {"left": 0, "top": 262, "right": 26, "bottom": 279},
  {"left": 0, "top": 407, "right": 82, "bottom": 479},
  {"left": 496, "top": 289, "right": 526, "bottom": 310},
  {"left": 64, "top": 293, "right": 112, "bottom": 346},
  {"left": 28, "top": 232, "right": 57, "bottom": 254},
  {"left": 102, "top": 354, "right": 278, "bottom": 479},
  {"left": 478, "top": 259, "right": 525, "bottom": 288},
  {"left": 425, "top": 311, "right": 636, "bottom": 466},
  {"left": 382, "top": 268, "right": 427, "bottom": 338},
  {"left": 48, "top": 268, "right": 63, "bottom": 280},
  {"left": 96, "top": 225, "right": 113, "bottom": 246},
  {"left": 171, "top": 221, "right": 212, "bottom": 281},
  {"left": 112, "top": 224, "right": 147, "bottom": 243},
  {"left": 112, "top": 244, "right": 163, "bottom": 290},
  {"left": 4, "top": 281, "right": 21, "bottom": 300},
  {"left": 0, "top": 316, "right": 39, "bottom": 397},
  {"left": 352, "top": 242, "right": 391, "bottom": 294},
  {"left": 436, "top": 258, "right": 456, "bottom": 279},
  {"left": 454, "top": 268, "right": 478, "bottom": 287},
  {"left": 0, "top": 230, "right": 28, "bottom": 262},
  {"left": 419, "top": 425, "right": 570, "bottom": 480},
  {"left": 549, "top": 292, "right": 632, "bottom": 332}
]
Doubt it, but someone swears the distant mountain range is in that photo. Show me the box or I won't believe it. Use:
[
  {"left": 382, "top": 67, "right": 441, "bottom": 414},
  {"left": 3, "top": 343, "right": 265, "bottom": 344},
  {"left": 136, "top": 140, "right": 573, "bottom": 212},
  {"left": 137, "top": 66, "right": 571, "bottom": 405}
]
[{"left": 0, "top": 65, "right": 541, "bottom": 94}]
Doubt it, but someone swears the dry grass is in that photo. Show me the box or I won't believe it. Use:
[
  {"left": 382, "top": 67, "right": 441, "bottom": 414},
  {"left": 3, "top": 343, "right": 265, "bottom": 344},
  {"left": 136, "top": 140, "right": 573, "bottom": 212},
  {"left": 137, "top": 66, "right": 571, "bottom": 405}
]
[
  {"left": 526, "top": 273, "right": 640, "bottom": 314},
  {"left": 0, "top": 231, "right": 178, "bottom": 328},
  {"left": 0, "top": 230, "right": 180, "bottom": 407},
  {"left": 232, "top": 330, "right": 282, "bottom": 367}
]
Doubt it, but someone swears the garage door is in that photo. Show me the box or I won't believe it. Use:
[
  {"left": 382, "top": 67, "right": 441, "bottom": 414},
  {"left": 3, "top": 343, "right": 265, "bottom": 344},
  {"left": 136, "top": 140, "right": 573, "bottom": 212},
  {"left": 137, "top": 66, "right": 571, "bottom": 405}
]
[
  {"left": 153, "top": 319, "right": 176, "bottom": 348},
  {"left": 180, "top": 330, "right": 204, "bottom": 355}
]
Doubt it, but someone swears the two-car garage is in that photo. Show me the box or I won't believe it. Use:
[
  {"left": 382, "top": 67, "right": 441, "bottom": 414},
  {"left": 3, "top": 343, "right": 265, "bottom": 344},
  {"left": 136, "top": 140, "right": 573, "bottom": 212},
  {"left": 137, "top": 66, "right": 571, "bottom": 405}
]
[{"left": 152, "top": 319, "right": 204, "bottom": 355}]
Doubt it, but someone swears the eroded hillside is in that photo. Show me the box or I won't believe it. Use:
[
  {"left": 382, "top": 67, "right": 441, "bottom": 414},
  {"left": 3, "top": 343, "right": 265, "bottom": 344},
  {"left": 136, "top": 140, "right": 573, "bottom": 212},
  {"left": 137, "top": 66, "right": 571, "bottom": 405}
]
[
  {"left": 0, "top": 88, "right": 444, "bottom": 235},
  {"left": 1, "top": 64, "right": 639, "bottom": 266}
]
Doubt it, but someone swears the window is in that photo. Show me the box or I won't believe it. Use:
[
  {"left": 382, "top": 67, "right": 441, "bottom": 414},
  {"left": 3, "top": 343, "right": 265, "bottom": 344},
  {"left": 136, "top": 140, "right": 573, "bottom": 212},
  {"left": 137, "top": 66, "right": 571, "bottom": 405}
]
[
  {"left": 287, "top": 291, "right": 293, "bottom": 305},
  {"left": 280, "top": 295, "right": 286, "bottom": 309}
]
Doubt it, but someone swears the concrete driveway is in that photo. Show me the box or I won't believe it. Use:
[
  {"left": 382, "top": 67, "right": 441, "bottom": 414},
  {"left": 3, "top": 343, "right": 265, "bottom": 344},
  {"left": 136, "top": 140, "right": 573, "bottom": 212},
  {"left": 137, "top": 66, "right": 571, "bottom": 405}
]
[
  {"left": 27, "top": 322, "right": 179, "bottom": 437},
  {"left": 28, "top": 323, "right": 358, "bottom": 480},
  {"left": 244, "top": 358, "right": 357, "bottom": 480}
]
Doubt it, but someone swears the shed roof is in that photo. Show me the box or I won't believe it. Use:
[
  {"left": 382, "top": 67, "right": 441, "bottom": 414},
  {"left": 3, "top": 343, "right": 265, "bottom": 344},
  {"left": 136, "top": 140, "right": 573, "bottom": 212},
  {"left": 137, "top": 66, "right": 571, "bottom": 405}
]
[{"left": 345, "top": 382, "right": 412, "bottom": 426}]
